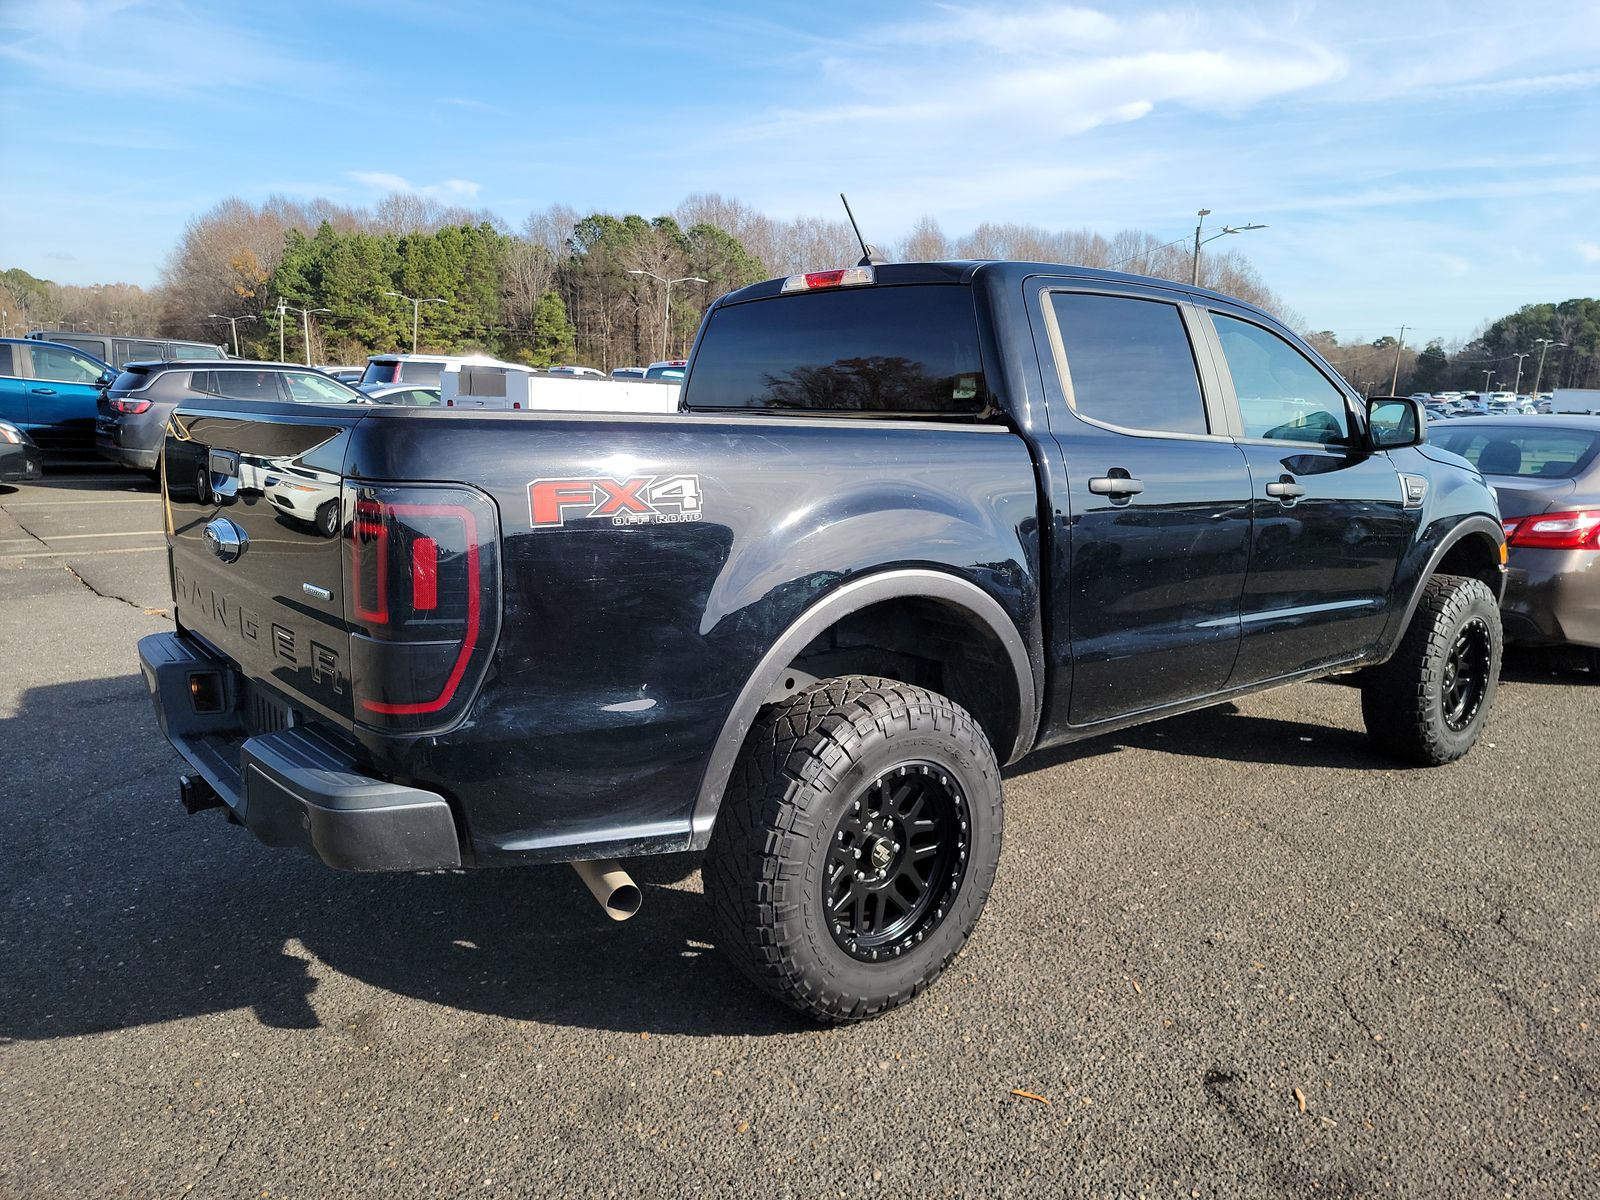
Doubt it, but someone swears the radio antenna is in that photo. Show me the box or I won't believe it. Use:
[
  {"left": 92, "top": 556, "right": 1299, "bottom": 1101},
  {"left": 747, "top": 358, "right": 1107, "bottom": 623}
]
[{"left": 839, "top": 193, "right": 886, "bottom": 266}]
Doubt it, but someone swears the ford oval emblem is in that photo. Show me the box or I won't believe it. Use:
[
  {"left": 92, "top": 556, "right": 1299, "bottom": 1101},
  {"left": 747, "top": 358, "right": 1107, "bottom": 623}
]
[{"left": 203, "top": 517, "right": 248, "bottom": 563}]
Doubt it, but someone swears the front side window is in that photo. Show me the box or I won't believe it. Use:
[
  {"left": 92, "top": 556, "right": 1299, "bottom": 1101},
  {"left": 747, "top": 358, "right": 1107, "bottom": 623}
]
[
  {"left": 27, "top": 344, "right": 105, "bottom": 384},
  {"left": 1049, "top": 292, "right": 1207, "bottom": 435},
  {"left": 283, "top": 372, "right": 357, "bottom": 404},
  {"left": 211, "top": 369, "right": 284, "bottom": 400},
  {"left": 686, "top": 284, "right": 986, "bottom": 415},
  {"left": 1213, "top": 314, "right": 1351, "bottom": 444}
]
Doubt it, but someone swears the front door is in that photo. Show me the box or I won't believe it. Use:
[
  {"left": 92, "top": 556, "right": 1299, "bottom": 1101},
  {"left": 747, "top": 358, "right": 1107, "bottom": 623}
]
[
  {"left": 22, "top": 342, "right": 109, "bottom": 454},
  {"left": 1034, "top": 286, "right": 1254, "bottom": 729},
  {"left": 1203, "top": 309, "right": 1413, "bottom": 682}
]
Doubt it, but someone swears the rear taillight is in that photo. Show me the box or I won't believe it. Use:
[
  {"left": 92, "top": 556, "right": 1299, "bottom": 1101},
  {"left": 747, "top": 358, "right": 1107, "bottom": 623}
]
[
  {"left": 1502, "top": 510, "right": 1600, "bottom": 549},
  {"left": 111, "top": 398, "right": 151, "bottom": 414},
  {"left": 345, "top": 483, "right": 500, "bottom": 732}
]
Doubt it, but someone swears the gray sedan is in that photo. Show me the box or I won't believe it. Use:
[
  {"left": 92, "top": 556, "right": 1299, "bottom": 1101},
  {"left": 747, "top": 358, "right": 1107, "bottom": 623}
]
[{"left": 1429, "top": 416, "right": 1600, "bottom": 670}]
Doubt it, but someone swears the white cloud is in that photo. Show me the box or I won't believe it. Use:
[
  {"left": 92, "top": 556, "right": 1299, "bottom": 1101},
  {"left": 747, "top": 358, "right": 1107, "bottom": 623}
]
[
  {"left": 348, "top": 172, "right": 481, "bottom": 200},
  {"left": 1579, "top": 242, "right": 1600, "bottom": 264},
  {"left": 0, "top": 0, "right": 327, "bottom": 96}
]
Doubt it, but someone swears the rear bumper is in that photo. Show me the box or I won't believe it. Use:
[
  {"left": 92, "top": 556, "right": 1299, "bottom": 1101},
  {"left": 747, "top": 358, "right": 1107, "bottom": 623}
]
[
  {"left": 138, "top": 631, "right": 463, "bottom": 871},
  {"left": 1501, "top": 547, "right": 1600, "bottom": 650},
  {"left": 95, "top": 426, "right": 159, "bottom": 471}
]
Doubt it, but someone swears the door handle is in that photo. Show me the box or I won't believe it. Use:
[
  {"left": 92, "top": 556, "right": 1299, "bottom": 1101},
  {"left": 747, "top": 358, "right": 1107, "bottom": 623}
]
[
  {"left": 1087, "top": 472, "right": 1145, "bottom": 498},
  {"left": 1265, "top": 475, "right": 1306, "bottom": 502},
  {"left": 30, "top": 387, "right": 57, "bottom": 395}
]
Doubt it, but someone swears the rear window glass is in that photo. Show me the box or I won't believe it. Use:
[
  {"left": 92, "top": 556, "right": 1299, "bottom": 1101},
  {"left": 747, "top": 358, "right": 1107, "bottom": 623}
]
[
  {"left": 361, "top": 361, "right": 398, "bottom": 386},
  {"left": 177, "top": 342, "right": 227, "bottom": 360},
  {"left": 1429, "top": 427, "right": 1600, "bottom": 478},
  {"left": 110, "top": 367, "right": 153, "bottom": 392},
  {"left": 399, "top": 361, "right": 443, "bottom": 386},
  {"left": 459, "top": 367, "right": 507, "bottom": 397},
  {"left": 686, "top": 285, "right": 986, "bottom": 415}
]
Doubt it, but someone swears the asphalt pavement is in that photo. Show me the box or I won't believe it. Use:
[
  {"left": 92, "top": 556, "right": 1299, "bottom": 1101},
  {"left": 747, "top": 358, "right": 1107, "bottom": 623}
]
[{"left": 1, "top": 469, "right": 1595, "bottom": 1198}]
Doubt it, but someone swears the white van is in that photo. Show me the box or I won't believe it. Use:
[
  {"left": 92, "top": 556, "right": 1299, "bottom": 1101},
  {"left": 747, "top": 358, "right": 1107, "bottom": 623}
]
[{"left": 440, "top": 361, "right": 681, "bottom": 414}]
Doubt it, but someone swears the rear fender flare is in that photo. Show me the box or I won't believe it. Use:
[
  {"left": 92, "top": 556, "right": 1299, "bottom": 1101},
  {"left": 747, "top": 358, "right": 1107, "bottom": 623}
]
[{"left": 688, "top": 569, "right": 1037, "bottom": 845}]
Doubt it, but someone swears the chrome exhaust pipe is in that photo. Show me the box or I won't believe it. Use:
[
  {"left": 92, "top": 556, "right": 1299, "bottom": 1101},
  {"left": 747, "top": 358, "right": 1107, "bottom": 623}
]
[{"left": 570, "top": 859, "right": 642, "bottom": 921}]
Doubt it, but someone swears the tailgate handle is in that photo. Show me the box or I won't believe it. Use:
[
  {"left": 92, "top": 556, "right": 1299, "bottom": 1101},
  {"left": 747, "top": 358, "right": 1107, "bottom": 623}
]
[{"left": 209, "top": 449, "right": 240, "bottom": 478}]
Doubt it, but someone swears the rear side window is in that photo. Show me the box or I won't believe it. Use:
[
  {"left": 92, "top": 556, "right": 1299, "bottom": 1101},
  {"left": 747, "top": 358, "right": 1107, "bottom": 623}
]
[
  {"left": 1430, "top": 428, "right": 1600, "bottom": 478},
  {"left": 686, "top": 285, "right": 986, "bottom": 415},
  {"left": 1048, "top": 293, "right": 1207, "bottom": 435},
  {"left": 398, "top": 361, "right": 443, "bottom": 386},
  {"left": 125, "top": 340, "right": 165, "bottom": 364},
  {"left": 54, "top": 336, "right": 107, "bottom": 360},
  {"left": 177, "top": 342, "right": 227, "bottom": 360},
  {"left": 211, "top": 369, "right": 284, "bottom": 400},
  {"left": 0, "top": 344, "right": 12, "bottom": 375},
  {"left": 1213, "top": 314, "right": 1351, "bottom": 445},
  {"left": 458, "top": 367, "right": 506, "bottom": 397}
]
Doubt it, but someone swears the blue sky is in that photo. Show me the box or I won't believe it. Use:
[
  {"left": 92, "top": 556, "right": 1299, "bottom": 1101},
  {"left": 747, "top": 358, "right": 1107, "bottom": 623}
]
[{"left": 2, "top": 0, "right": 1597, "bottom": 344}]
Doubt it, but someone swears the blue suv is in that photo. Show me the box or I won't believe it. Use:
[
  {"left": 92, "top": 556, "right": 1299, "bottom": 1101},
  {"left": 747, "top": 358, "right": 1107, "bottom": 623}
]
[{"left": 0, "top": 337, "right": 117, "bottom": 457}]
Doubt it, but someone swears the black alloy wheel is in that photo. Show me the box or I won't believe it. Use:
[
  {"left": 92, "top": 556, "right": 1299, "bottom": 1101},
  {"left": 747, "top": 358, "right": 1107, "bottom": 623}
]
[
  {"left": 1440, "top": 616, "right": 1492, "bottom": 731},
  {"left": 824, "top": 763, "right": 969, "bottom": 962},
  {"left": 705, "top": 675, "right": 1004, "bottom": 1022}
]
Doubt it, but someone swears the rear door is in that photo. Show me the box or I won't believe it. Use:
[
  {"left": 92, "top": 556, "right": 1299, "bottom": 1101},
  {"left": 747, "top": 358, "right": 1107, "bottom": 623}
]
[
  {"left": 1198, "top": 307, "right": 1412, "bottom": 682},
  {"left": 164, "top": 404, "right": 358, "bottom": 727},
  {"left": 1032, "top": 283, "right": 1253, "bottom": 727}
]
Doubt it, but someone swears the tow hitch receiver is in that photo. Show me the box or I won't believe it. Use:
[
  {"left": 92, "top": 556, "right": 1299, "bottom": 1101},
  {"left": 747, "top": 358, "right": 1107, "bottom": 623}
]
[{"left": 179, "top": 774, "right": 224, "bottom": 815}]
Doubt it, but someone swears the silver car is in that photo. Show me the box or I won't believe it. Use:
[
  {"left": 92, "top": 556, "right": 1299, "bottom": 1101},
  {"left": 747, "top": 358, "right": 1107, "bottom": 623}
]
[{"left": 1429, "top": 416, "right": 1600, "bottom": 670}]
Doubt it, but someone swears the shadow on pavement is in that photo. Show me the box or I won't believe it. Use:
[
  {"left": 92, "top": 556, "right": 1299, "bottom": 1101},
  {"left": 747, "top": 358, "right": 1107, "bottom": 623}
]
[{"left": 0, "top": 677, "right": 803, "bottom": 1046}]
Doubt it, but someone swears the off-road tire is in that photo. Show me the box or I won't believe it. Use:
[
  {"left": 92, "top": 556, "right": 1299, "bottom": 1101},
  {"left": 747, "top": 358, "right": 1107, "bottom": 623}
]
[
  {"left": 1360, "top": 574, "right": 1502, "bottom": 765},
  {"left": 704, "top": 675, "right": 1003, "bottom": 1023}
]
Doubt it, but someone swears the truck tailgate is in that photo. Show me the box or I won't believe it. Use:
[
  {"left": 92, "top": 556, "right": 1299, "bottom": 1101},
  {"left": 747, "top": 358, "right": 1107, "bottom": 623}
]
[{"left": 163, "top": 404, "right": 358, "bottom": 729}]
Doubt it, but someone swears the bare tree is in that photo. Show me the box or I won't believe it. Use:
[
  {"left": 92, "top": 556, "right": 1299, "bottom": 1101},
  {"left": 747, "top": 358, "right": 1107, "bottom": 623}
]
[{"left": 899, "top": 215, "right": 950, "bottom": 262}]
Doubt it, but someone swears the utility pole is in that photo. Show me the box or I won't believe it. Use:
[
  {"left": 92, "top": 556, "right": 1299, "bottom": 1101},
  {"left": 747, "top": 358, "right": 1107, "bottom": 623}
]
[
  {"left": 384, "top": 291, "right": 448, "bottom": 353},
  {"left": 1389, "top": 324, "right": 1409, "bottom": 395},
  {"left": 208, "top": 313, "right": 255, "bottom": 357},
  {"left": 627, "top": 271, "right": 707, "bottom": 360},
  {"left": 1530, "top": 337, "right": 1566, "bottom": 398},
  {"left": 1190, "top": 209, "right": 1211, "bottom": 286},
  {"left": 1510, "top": 351, "right": 1530, "bottom": 395}
]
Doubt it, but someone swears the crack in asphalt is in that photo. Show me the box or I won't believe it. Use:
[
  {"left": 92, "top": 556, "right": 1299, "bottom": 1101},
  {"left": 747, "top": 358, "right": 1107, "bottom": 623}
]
[{"left": 63, "top": 562, "right": 148, "bottom": 612}]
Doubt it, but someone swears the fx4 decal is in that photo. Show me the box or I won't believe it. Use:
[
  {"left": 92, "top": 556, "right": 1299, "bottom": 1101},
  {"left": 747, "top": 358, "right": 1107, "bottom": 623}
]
[{"left": 528, "top": 475, "right": 704, "bottom": 529}]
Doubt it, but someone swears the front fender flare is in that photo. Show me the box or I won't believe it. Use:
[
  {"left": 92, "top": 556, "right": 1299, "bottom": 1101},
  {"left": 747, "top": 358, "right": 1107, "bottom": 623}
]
[
  {"left": 688, "top": 568, "right": 1038, "bottom": 845},
  {"left": 1376, "top": 514, "right": 1506, "bottom": 664}
]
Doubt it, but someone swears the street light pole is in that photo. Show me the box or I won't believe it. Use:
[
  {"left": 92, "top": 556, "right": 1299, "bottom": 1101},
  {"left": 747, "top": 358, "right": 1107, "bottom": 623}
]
[
  {"left": 1190, "top": 211, "right": 1267, "bottom": 288},
  {"left": 1511, "top": 351, "right": 1530, "bottom": 395},
  {"left": 283, "top": 304, "right": 331, "bottom": 366},
  {"left": 1190, "top": 210, "right": 1211, "bottom": 286},
  {"left": 207, "top": 313, "right": 256, "bottom": 357},
  {"left": 1389, "top": 324, "right": 1410, "bottom": 396},
  {"left": 384, "top": 291, "right": 448, "bottom": 353},
  {"left": 277, "top": 298, "right": 288, "bottom": 361},
  {"left": 627, "top": 271, "right": 708, "bottom": 360},
  {"left": 1530, "top": 338, "right": 1567, "bottom": 398},
  {"left": 1482, "top": 370, "right": 1495, "bottom": 392}
]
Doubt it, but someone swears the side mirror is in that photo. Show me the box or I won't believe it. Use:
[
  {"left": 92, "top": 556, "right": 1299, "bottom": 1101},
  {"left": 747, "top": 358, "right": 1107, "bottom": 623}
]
[{"left": 1366, "top": 396, "right": 1426, "bottom": 450}]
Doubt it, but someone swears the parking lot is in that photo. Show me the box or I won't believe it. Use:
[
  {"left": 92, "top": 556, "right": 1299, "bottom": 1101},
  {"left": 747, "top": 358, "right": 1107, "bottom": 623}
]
[{"left": 1, "top": 470, "right": 1595, "bottom": 1198}]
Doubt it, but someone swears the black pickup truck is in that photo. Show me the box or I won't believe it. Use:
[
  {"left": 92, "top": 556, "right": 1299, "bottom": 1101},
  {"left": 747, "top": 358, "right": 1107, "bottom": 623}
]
[{"left": 139, "top": 260, "right": 1506, "bottom": 1022}]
